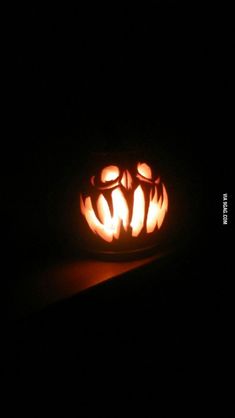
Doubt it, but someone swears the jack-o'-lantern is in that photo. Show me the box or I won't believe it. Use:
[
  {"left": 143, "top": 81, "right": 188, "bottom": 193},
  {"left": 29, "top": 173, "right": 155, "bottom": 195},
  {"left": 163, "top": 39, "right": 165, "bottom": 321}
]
[{"left": 79, "top": 159, "right": 169, "bottom": 257}]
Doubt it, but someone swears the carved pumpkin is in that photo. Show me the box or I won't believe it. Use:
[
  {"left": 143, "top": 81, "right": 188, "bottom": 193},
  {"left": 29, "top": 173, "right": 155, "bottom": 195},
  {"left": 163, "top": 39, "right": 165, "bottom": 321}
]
[{"left": 79, "top": 161, "right": 168, "bottom": 254}]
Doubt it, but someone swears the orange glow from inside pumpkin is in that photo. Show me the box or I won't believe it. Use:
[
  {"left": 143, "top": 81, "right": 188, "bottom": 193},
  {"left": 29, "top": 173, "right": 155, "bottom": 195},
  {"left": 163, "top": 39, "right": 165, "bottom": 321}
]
[
  {"left": 121, "top": 170, "right": 132, "bottom": 189},
  {"left": 137, "top": 162, "right": 152, "bottom": 179},
  {"left": 101, "top": 165, "right": 119, "bottom": 182},
  {"left": 80, "top": 163, "right": 168, "bottom": 242}
]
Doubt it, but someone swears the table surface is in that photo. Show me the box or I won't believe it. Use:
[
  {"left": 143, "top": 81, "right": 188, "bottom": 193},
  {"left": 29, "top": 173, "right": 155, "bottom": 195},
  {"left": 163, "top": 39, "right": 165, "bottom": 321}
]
[{"left": 9, "top": 254, "right": 161, "bottom": 320}]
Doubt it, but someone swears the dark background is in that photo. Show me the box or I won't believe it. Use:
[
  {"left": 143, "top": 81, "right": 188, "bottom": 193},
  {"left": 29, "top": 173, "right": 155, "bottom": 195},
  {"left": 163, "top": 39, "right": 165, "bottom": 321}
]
[{"left": 4, "top": 2, "right": 233, "bottom": 412}]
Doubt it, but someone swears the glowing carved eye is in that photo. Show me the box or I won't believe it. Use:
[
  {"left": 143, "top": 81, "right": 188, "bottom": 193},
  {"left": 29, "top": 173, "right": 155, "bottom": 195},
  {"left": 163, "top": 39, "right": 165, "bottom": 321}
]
[
  {"left": 137, "top": 163, "right": 152, "bottom": 179},
  {"left": 101, "top": 166, "right": 120, "bottom": 183}
]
